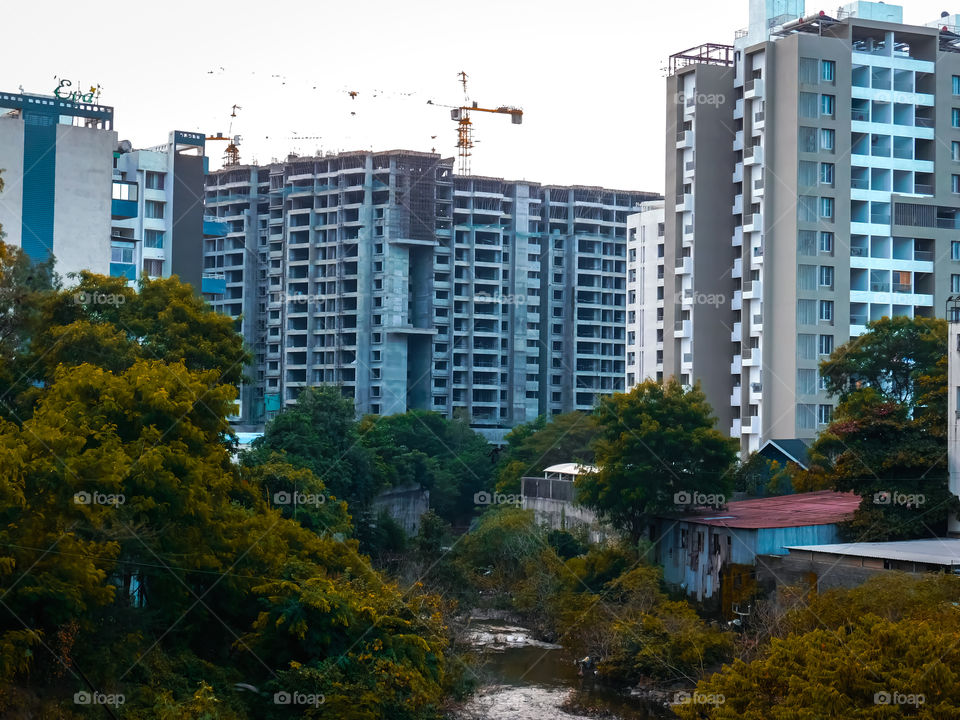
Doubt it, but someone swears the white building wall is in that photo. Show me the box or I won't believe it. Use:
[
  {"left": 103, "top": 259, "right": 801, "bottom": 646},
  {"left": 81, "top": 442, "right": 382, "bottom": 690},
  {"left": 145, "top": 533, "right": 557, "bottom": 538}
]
[
  {"left": 0, "top": 120, "right": 24, "bottom": 248},
  {"left": 52, "top": 124, "right": 115, "bottom": 277},
  {"left": 626, "top": 200, "right": 665, "bottom": 388}
]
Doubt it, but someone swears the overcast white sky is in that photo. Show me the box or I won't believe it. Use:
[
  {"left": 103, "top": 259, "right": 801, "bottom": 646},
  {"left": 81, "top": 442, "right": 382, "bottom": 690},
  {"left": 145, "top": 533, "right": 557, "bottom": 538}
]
[{"left": 9, "top": 0, "right": 959, "bottom": 191}]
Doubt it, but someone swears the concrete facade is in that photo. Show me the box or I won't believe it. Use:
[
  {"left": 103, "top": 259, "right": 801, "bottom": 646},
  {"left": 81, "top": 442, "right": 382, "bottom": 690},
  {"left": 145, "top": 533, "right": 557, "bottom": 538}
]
[
  {"left": 203, "top": 150, "right": 658, "bottom": 431},
  {"left": 112, "top": 131, "right": 210, "bottom": 288},
  {"left": 626, "top": 200, "right": 665, "bottom": 387},
  {"left": 659, "top": 2, "right": 960, "bottom": 456},
  {"left": 0, "top": 91, "right": 115, "bottom": 278}
]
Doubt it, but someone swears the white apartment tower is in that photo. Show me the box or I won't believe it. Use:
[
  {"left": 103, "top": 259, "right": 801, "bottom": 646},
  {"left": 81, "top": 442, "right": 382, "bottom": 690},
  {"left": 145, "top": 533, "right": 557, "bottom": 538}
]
[
  {"left": 661, "top": 0, "right": 960, "bottom": 456},
  {"left": 626, "top": 200, "right": 665, "bottom": 388}
]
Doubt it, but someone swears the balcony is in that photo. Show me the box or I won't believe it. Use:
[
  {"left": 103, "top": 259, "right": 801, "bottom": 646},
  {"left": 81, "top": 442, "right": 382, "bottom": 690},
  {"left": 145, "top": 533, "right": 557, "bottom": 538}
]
[
  {"left": 743, "top": 280, "right": 762, "bottom": 300},
  {"left": 201, "top": 273, "right": 226, "bottom": 295},
  {"left": 731, "top": 322, "right": 742, "bottom": 342},
  {"left": 731, "top": 385, "right": 742, "bottom": 406},
  {"left": 203, "top": 217, "right": 229, "bottom": 237},
  {"left": 676, "top": 255, "right": 693, "bottom": 275},
  {"left": 744, "top": 78, "right": 764, "bottom": 99},
  {"left": 676, "top": 130, "right": 694, "bottom": 149},
  {"left": 675, "top": 319, "right": 692, "bottom": 338},
  {"left": 744, "top": 145, "right": 763, "bottom": 166},
  {"left": 743, "top": 213, "right": 762, "bottom": 233},
  {"left": 676, "top": 192, "right": 694, "bottom": 212},
  {"left": 870, "top": 282, "right": 891, "bottom": 292},
  {"left": 893, "top": 283, "right": 913, "bottom": 294}
]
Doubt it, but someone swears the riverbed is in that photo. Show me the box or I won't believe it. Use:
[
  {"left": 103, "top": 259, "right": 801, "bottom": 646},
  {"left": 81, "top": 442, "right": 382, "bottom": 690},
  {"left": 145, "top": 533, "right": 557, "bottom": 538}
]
[{"left": 452, "top": 619, "right": 673, "bottom": 720}]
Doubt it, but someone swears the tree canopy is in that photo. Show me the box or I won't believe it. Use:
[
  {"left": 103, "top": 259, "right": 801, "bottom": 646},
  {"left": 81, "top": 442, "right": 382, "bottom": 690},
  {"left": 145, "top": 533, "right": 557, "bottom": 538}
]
[
  {"left": 576, "top": 379, "right": 738, "bottom": 540},
  {"left": 493, "top": 411, "right": 599, "bottom": 494},
  {"left": 797, "top": 317, "right": 952, "bottom": 540}
]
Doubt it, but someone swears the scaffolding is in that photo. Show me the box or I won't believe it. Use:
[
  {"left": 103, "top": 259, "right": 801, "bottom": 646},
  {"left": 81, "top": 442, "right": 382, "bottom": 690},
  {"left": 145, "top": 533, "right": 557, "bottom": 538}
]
[{"left": 668, "top": 43, "right": 735, "bottom": 74}]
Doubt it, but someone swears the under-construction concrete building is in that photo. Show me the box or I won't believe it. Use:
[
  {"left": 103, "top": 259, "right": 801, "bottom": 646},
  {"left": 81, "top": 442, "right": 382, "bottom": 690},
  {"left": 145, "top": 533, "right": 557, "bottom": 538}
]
[{"left": 202, "top": 149, "right": 657, "bottom": 435}]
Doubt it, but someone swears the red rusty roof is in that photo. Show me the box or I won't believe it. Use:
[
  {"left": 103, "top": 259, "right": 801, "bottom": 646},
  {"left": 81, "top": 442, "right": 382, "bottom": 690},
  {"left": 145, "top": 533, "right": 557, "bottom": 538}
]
[{"left": 676, "top": 490, "right": 860, "bottom": 529}]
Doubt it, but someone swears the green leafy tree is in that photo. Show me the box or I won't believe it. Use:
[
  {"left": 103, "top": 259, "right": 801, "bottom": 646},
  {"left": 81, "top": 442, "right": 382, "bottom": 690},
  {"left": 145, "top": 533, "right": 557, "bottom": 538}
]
[
  {"left": 577, "top": 380, "right": 738, "bottom": 541},
  {"left": 247, "top": 386, "right": 381, "bottom": 507},
  {"left": 675, "top": 574, "right": 960, "bottom": 719},
  {"left": 358, "top": 409, "right": 492, "bottom": 523},
  {"left": 494, "top": 411, "right": 599, "bottom": 494},
  {"left": 798, "top": 318, "right": 952, "bottom": 540}
]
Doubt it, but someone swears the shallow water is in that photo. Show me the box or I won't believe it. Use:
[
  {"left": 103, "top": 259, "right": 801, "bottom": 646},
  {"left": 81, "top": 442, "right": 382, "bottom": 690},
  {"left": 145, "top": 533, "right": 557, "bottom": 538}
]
[{"left": 453, "top": 620, "right": 670, "bottom": 720}]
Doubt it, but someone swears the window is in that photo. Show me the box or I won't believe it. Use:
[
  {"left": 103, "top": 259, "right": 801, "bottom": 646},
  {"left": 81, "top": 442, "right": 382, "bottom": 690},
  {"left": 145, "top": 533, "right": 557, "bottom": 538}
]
[
  {"left": 798, "top": 161, "right": 818, "bottom": 186},
  {"left": 821, "top": 94, "right": 836, "bottom": 117},
  {"left": 953, "top": 241, "right": 960, "bottom": 260},
  {"left": 143, "top": 258, "right": 163, "bottom": 277},
  {"left": 144, "top": 230, "right": 164, "bottom": 248},
  {"left": 799, "top": 58, "right": 819, "bottom": 84},
  {"left": 954, "top": 141, "right": 960, "bottom": 162},
  {"left": 798, "top": 195, "right": 818, "bottom": 222},
  {"left": 952, "top": 274, "right": 960, "bottom": 293},
  {"left": 953, "top": 108, "right": 960, "bottom": 128},
  {"left": 819, "top": 300, "right": 834, "bottom": 322},
  {"left": 820, "top": 163, "right": 835, "bottom": 186},
  {"left": 797, "top": 333, "right": 816, "bottom": 360},
  {"left": 797, "top": 368, "right": 817, "bottom": 395},
  {"left": 820, "top": 197, "right": 834, "bottom": 219},
  {"left": 819, "top": 265, "right": 835, "bottom": 288},
  {"left": 145, "top": 200, "right": 165, "bottom": 219},
  {"left": 819, "top": 334, "right": 834, "bottom": 356},
  {"left": 111, "top": 246, "right": 134, "bottom": 263},
  {"left": 799, "top": 126, "right": 818, "bottom": 153},
  {"left": 820, "top": 128, "right": 835, "bottom": 152},
  {"left": 798, "top": 230, "right": 817, "bottom": 256},
  {"left": 797, "top": 265, "right": 817, "bottom": 291},
  {"left": 145, "top": 171, "right": 165, "bottom": 190},
  {"left": 954, "top": 76, "right": 960, "bottom": 95},
  {"left": 818, "top": 404, "right": 833, "bottom": 425},
  {"left": 822, "top": 60, "right": 836, "bottom": 83},
  {"left": 797, "top": 299, "right": 817, "bottom": 325},
  {"left": 799, "top": 92, "right": 819, "bottom": 119},
  {"left": 797, "top": 404, "right": 816, "bottom": 431},
  {"left": 954, "top": 175, "right": 960, "bottom": 194},
  {"left": 820, "top": 231, "right": 834, "bottom": 253}
]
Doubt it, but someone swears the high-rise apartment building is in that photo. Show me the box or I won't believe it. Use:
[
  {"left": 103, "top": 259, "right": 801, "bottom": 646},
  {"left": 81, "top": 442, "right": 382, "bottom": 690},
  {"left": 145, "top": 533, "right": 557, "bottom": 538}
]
[
  {"left": 0, "top": 90, "right": 116, "bottom": 276},
  {"left": 112, "top": 132, "right": 214, "bottom": 288},
  {"left": 626, "top": 200, "right": 665, "bottom": 388},
  {"left": 0, "top": 88, "right": 218, "bottom": 286},
  {"left": 203, "top": 150, "right": 657, "bottom": 434},
  {"left": 657, "top": 0, "right": 960, "bottom": 456}
]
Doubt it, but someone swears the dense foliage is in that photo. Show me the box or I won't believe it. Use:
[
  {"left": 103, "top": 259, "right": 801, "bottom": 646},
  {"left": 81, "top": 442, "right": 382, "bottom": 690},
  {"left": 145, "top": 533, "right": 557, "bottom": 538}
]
[
  {"left": 493, "top": 411, "right": 599, "bottom": 494},
  {"left": 675, "top": 574, "right": 960, "bottom": 719},
  {"left": 0, "top": 251, "right": 464, "bottom": 719},
  {"left": 797, "top": 317, "right": 953, "bottom": 540},
  {"left": 577, "top": 379, "right": 738, "bottom": 540}
]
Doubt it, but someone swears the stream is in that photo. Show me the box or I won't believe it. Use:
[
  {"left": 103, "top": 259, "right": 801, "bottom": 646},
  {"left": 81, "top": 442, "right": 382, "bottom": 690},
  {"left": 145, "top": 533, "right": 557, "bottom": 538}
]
[{"left": 452, "top": 618, "right": 674, "bottom": 720}]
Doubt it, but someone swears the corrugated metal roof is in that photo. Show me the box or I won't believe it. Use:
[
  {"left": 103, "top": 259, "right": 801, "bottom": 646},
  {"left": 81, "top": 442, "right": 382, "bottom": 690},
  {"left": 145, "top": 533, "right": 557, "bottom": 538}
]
[
  {"left": 786, "top": 538, "right": 960, "bottom": 565},
  {"left": 677, "top": 490, "right": 859, "bottom": 529}
]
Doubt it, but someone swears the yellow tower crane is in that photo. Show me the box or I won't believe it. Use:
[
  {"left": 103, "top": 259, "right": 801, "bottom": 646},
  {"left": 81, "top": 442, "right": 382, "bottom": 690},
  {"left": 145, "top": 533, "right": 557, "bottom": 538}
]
[
  {"left": 205, "top": 104, "right": 242, "bottom": 167},
  {"left": 428, "top": 71, "right": 522, "bottom": 174}
]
